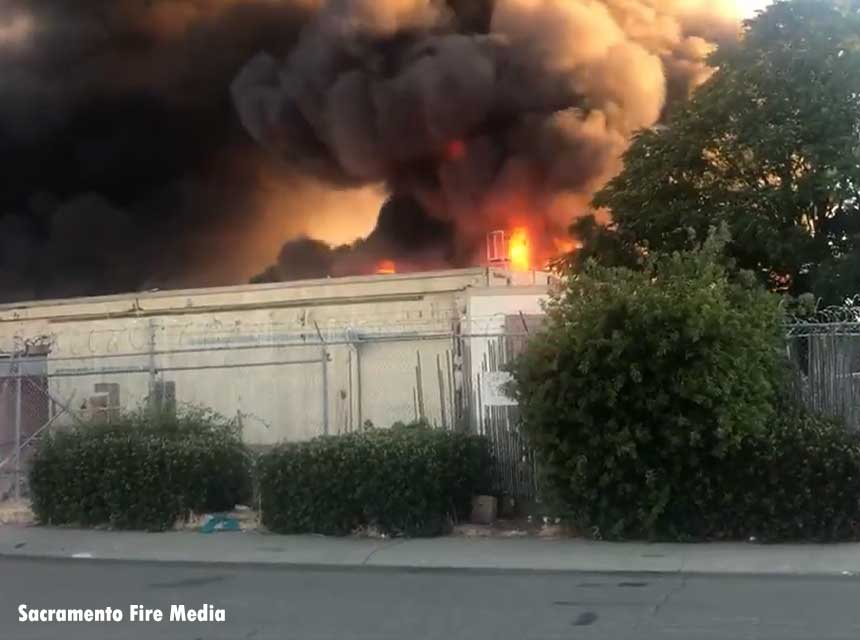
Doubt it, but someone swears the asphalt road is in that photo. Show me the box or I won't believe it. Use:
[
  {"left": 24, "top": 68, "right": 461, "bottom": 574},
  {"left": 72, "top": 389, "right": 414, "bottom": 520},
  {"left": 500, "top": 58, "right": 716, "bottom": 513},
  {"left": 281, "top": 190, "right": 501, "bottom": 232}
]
[{"left": 1, "top": 557, "right": 859, "bottom": 639}]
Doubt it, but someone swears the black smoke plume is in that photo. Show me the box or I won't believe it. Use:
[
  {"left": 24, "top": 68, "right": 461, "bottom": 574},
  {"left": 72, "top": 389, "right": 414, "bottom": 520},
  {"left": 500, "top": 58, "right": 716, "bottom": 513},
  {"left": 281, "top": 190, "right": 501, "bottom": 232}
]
[
  {"left": 0, "top": 1, "right": 742, "bottom": 302},
  {"left": 252, "top": 193, "right": 459, "bottom": 282},
  {"left": 234, "top": 0, "right": 741, "bottom": 273},
  {"left": 0, "top": 0, "right": 315, "bottom": 302}
]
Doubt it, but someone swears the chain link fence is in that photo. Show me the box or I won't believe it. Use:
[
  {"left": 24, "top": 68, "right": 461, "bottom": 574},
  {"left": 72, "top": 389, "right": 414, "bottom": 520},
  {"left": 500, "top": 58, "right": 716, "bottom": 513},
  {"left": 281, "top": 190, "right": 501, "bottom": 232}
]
[
  {"left": 0, "top": 359, "right": 85, "bottom": 501},
  {"left": 8, "top": 311, "right": 860, "bottom": 505},
  {"left": 786, "top": 317, "right": 860, "bottom": 431},
  {"left": 0, "top": 326, "right": 539, "bottom": 502}
]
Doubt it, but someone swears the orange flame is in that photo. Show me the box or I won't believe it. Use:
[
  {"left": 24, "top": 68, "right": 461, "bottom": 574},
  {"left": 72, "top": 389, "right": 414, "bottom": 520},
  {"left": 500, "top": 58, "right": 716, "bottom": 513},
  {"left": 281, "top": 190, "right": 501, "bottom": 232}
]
[
  {"left": 553, "top": 238, "right": 578, "bottom": 254},
  {"left": 508, "top": 227, "right": 530, "bottom": 271},
  {"left": 376, "top": 259, "right": 396, "bottom": 275}
]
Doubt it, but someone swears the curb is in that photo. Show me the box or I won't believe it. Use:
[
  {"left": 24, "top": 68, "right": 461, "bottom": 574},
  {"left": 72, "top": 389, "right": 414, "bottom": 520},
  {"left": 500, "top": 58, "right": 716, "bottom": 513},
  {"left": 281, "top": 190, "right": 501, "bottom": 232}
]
[
  {"left": 4, "top": 526, "right": 860, "bottom": 578},
  {"left": 1, "top": 546, "right": 859, "bottom": 579},
  {"left": 2, "top": 551, "right": 859, "bottom": 579}
]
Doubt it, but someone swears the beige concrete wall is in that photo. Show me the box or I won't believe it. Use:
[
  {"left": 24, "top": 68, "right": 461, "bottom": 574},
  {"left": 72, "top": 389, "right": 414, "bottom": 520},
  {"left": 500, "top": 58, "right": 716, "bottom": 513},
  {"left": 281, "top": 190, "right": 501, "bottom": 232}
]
[
  {"left": 356, "top": 337, "right": 456, "bottom": 430},
  {"left": 0, "top": 268, "right": 551, "bottom": 443}
]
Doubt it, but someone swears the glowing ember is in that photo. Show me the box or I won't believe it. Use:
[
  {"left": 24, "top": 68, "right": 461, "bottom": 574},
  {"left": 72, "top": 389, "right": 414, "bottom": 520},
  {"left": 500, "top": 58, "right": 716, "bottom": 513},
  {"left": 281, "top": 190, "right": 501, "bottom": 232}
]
[
  {"left": 445, "top": 139, "right": 466, "bottom": 161},
  {"left": 376, "top": 259, "right": 396, "bottom": 274},
  {"left": 508, "top": 228, "right": 530, "bottom": 271}
]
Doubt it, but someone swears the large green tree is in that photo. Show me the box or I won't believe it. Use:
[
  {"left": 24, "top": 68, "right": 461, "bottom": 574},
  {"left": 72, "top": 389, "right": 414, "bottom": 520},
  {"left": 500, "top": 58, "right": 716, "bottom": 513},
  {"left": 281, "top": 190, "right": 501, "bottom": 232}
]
[{"left": 580, "top": 0, "right": 860, "bottom": 301}]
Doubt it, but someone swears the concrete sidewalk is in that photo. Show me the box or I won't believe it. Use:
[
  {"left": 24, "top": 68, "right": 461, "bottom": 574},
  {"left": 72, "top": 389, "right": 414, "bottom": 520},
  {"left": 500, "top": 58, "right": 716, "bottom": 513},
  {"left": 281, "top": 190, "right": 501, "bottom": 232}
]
[{"left": 2, "top": 525, "right": 860, "bottom": 576}]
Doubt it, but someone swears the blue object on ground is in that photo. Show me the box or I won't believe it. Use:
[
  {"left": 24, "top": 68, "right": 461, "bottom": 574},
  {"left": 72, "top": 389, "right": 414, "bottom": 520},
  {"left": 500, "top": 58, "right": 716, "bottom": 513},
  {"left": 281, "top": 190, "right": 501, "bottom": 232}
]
[{"left": 199, "top": 515, "right": 240, "bottom": 534}]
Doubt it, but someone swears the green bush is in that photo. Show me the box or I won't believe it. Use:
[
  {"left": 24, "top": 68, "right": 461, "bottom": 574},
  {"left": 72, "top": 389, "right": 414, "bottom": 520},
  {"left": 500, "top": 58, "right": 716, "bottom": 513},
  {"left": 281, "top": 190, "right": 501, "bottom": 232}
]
[
  {"left": 712, "top": 404, "right": 860, "bottom": 542},
  {"left": 511, "top": 232, "right": 788, "bottom": 539},
  {"left": 29, "top": 407, "right": 253, "bottom": 531},
  {"left": 258, "top": 422, "right": 491, "bottom": 536}
]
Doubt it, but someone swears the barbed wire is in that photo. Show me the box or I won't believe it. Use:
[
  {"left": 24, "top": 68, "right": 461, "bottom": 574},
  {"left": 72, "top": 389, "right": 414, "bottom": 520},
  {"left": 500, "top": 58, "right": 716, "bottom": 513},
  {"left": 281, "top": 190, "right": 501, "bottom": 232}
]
[
  {"left": 784, "top": 295, "right": 860, "bottom": 336},
  {"left": 1, "top": 329, "right": 531, "bottom": 366},
  {"left": 0, "top": 312, "right": 536, "bottom": 358},
  {"left": 786, "top": 322, "right": 860, "bottom": 337}
]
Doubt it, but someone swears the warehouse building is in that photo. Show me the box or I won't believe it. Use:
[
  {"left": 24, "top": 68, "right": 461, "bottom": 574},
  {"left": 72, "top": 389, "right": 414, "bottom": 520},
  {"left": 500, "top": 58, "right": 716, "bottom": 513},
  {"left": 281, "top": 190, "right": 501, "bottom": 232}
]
[{"left": 0, "top": 267, "right": 555, "bottom": 452}]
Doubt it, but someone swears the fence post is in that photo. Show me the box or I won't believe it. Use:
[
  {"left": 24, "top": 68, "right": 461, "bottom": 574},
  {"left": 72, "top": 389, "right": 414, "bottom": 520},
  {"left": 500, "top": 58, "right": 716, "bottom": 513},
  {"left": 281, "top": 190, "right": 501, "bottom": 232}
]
[
  {"left": 147, "top": 319, "right": 157, "bottom": 415},
  {"left": 354, "top": 338, "right": 362, "bottom": 430},
  {"left": 314, "top": 322, "right": 329, "bottom": 436},
  {"left": 14, "top": 362, "right": 22, "bottom": 501},
  {"left": 347, "top": 329, "right": 363, "bottom": 431}
]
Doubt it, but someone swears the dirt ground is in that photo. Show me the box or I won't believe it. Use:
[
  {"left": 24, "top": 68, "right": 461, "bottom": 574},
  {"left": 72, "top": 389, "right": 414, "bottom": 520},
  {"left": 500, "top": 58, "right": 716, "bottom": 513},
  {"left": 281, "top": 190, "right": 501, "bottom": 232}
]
[
  {"left": 0, "top": 501, "right": 571, "bottom": 538},
  {"left": 452, "top": 518, "right": 571, "bottom": 539},
  {"left": 0, "top": 500, "right": 35, "bottom": 526}
]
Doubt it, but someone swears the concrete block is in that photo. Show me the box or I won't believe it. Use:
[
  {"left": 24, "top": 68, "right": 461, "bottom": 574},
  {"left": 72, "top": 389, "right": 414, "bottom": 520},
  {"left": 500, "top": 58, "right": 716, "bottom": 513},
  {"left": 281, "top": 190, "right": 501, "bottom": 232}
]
[{"left": 470, "top": 495, "right": 498, "bottom": 525}]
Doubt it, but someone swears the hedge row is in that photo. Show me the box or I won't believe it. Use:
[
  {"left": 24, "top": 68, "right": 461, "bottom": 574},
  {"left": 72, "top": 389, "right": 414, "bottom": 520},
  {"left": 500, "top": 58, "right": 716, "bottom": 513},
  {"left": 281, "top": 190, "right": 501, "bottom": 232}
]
[
  {"left": 29, "top": 413, "right": 491, "bottom": 536},
  {"left": 257, "top": 422, "right": 491, "bottom": 536},
  {"left": 706, "top": 405, "right": 860, "bottom": 541},
  {"left": 29, "top": 409, "right": 252, "bottom": 531}
]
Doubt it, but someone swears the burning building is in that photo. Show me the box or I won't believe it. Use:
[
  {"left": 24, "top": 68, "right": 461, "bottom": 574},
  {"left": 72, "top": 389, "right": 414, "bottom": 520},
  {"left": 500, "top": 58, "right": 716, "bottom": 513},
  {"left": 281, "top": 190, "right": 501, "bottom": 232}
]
[{"left": 0, "top": 0, "right": 763, "bottom": 501}]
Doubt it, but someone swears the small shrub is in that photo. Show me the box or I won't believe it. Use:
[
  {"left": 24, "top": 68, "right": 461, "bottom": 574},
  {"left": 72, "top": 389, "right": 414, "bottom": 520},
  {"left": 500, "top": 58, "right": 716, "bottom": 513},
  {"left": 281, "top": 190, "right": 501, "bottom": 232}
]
[
  {"left": 29, "top": 407, "right": 253, "bottom": 531},
  {"left": 258, "top": 423, "right": 491, "bottom": 536}
]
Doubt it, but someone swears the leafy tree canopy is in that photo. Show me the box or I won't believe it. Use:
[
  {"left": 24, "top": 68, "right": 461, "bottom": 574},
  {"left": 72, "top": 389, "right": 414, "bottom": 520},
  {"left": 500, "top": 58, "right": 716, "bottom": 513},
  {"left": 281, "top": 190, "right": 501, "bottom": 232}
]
[{"left": 578, "top": 0, "right": 860, "bottom": 302}]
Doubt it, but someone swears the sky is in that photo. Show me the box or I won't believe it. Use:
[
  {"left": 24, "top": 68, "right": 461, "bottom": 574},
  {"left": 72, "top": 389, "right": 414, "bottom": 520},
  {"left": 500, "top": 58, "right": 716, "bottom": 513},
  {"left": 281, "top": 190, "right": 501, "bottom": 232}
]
[{"left": 738, "top": 0, "right": 773, "bottom": 16}]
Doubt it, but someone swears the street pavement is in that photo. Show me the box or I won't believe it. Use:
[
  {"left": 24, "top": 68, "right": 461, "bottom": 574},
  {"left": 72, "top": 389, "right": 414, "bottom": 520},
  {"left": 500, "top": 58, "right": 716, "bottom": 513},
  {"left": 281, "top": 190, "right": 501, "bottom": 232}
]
[{"left": 1, "top": 556, "right": 859, "bottom": 639}]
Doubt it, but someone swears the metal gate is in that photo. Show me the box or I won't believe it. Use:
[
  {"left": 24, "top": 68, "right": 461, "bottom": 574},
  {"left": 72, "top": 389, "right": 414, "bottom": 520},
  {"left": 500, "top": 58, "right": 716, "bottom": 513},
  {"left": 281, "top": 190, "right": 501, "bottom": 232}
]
[{"left": 469, "top": 317, "right": 543, "bottom": 500}]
